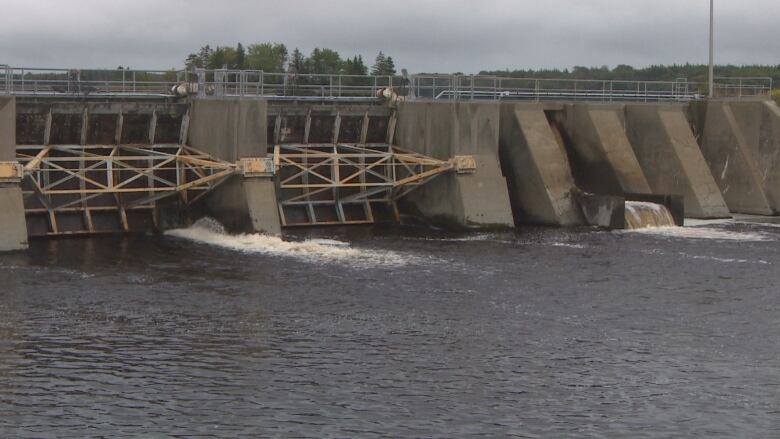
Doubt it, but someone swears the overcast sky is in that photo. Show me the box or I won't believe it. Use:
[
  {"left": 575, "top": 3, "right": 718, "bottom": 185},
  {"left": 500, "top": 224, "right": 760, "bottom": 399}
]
[{"left": 0, "top": 0, "right": 777, "bottom": 73}]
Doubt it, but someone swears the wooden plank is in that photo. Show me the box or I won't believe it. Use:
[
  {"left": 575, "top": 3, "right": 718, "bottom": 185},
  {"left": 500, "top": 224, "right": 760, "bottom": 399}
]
[
  {"left": 179, "top": 110, "right": 190, "bottom": 145},
  {"left": 386, "top": 111, "right": 397, "bottom": 145},
  {"left": 331, "top": 112, "right": 341, "bottom": 144},
  {"left": 359, "top": 111, "right": 369, "bottom": 144},
  {"left": 303, "top": 109, "right": 312, "bottom": 144},
  {"left": 80, "top": 107, "right": 89, "bottom": 146},
  {"left": 43, "top": 110, "right": 52, "bottom": 145},
  {"left": 148, "top": 110, "right": 158, "bottom": 144},
  {"left": 115, "top": 111, "right": 124, "bottom": 145}
]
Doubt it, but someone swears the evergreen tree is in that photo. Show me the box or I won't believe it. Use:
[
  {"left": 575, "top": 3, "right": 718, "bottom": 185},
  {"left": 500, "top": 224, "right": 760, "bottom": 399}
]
[
  {"left": 343, "top": 55, "right": 368, "bottom": 76},
  {"left": 235, "top": 43, "right": 246, "bottom": 70},
  {"left": 289, "top": 48, "right": 306, "bottom": 74},
  {"left": 371, "top": 51, "right": 387, "bottom": 75},
  {"left": 384, "top": 56, "right": 396, "bottom": 75}
]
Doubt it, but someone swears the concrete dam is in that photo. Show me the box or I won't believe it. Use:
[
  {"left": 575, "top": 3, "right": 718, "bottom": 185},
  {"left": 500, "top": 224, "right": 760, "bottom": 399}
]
[{"left": 0, "top": 72, "right": 778, "bottom": 251}]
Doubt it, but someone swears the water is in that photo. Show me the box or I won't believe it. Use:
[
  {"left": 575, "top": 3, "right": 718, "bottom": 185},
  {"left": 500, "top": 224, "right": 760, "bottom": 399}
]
[
  {"left": 2, "top": 219, "right": 780, "bottom": 438},
  {"left": 624, "top": 201, "right": 676, "bottom": 229}
]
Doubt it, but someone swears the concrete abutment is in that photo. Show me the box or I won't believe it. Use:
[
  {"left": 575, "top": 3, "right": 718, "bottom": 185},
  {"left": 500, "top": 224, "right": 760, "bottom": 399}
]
[
  {"left": 395, "top": 101, "right": 514, "bottom": 228},
  {"left": 0, "top": 97, "right": 28, "bottom": 251},
  {"left": 188, "top": 98, "right": 281, "bottom": 235}
]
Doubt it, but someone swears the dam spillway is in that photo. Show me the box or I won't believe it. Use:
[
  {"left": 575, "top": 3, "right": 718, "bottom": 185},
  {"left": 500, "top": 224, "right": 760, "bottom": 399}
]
[{"left": 0, "top": 70, "right": 778, "bottom": 250}]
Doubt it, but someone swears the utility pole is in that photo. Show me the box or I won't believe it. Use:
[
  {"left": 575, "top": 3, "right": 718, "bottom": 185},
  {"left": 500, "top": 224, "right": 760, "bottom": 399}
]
[{"left": 709, "top": 0, "right": 715, "bottom": 98}]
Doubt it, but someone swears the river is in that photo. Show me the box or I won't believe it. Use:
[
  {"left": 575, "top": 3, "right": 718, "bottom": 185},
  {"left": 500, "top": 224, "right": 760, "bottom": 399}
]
[{"left": 1, "top": 220, "right": 779, "bottom": 437}]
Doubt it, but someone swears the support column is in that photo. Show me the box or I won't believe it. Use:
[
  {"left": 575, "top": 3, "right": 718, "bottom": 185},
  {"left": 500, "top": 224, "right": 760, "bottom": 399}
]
[
  {"left": 188, "top": 98, "right": 281, "bottom": 235},
  {"left": 0, "top": 97, "right": 28, "bottom": 251},
  {"left": 395, "top": 101, "right": 514, "bottom": 228}
]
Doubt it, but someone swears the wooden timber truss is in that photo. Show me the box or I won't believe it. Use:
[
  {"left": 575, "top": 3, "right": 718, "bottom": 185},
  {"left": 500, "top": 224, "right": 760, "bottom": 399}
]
[
  {"left": 10, "top": 141, "right": 474, "bottom": 235},
  {"left": 16, "top": 143, "right": 238, "bottom": 236},
  {"left": 273, "top": 143, "right": 476, "bottom": 226}
]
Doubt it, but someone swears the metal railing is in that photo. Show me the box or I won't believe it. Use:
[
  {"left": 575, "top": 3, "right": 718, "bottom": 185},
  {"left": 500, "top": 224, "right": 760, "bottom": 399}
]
[
  {"left": 0, "top": 65, "right": 773, "bottom": 102},
  {"left": 410, "top": 75, "right": 773, "bottom": 102},
  {"left": 0, "top": 66, "right": 181, "bottom": 97},
  {"left": 192, "top": 69, "right": 398, "bottom": 100}
]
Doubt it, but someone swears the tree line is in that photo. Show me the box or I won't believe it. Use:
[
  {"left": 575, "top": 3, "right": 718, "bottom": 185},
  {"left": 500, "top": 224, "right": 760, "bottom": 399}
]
[
  {"left": 479, "top": 63, "right": 780, "bottom": 86},
  {"left": 185, "top": 43, "right": 397, "bottom": 76}
]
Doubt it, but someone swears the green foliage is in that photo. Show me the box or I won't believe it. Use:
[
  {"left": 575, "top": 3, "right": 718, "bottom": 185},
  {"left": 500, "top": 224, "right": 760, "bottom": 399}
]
[
  {"left": 773, "top": 90, "right": 780, "bottom": 105},
  {"left": 479, "top": 63, "right": 780, "bottom": 86},
  {"left": 343, "top": 55, "right": 368, "bottom": 76},
  {"left": 306, "top": 48, "right": 343, "bottom": 75},
  {"left": 371, "top": 51, "right": 396, "bottom": 76},
  {"left": 185, "top": 43, "right": 399, "bottom": 77},
  {"left": 246, "top": 42, "right": 288, "bottom": 72}
]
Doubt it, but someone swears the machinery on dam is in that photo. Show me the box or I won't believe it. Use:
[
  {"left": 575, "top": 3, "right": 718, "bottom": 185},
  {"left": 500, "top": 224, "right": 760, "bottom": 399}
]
[{"left": 0, "top": 66, "right": 778, "bottom": 251}]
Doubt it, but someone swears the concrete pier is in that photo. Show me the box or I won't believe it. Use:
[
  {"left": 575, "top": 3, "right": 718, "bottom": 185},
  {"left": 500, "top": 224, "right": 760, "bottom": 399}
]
[
  {"left": 395, "top": 101, "right": 514, "bottom": 228},
  {"left": 498, "top": 103, "right": 584, "bottom": 226},
  {"left": 625, "top": 104, "right": 729, "bottom": 218},
  {"left": 563, "top": 104, "right": 651, "bottom": 195},
  {"left": 697, "top": 100, "right": 775, "bottom": 215},
  {"left": 188, "top": 99, "right": 281, "bottom": 235},
  {"left": 0, "top": 97, "right": 28, "bottom": 251}
]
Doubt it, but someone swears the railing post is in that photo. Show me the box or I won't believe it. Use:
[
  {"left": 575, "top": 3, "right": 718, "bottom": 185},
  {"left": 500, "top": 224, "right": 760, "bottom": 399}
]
[
  {"left": 260, "top": 70, "right": 264, "bottom": 96},
  {"left": 535, "top": 79, "right": 540, "bottom": 102},
  {"left": 196, "top": 68, "right": 205, "bottom": 97}
]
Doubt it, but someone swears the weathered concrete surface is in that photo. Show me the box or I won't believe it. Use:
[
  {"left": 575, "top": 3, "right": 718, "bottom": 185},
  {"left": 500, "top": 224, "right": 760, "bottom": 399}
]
[
  {"left": 498, "top": 103, "right": 584, "bottom": 225},
  {"left": 189, "top": 98, "right": 268, "bottom": 160},
  {"left": 395, "top": 101, "right": 514, "bottom": 228},
  {"left": 0, "top": 97, "right": 28, "bottom": 251},
  {"left": 189, "top": 99, "right": 280, "bottom": 234},
  {"left": 200, "top": 176, "right": 281, "bottom": 236},
  {"left": 625, "top": 104, "right": 729, "bottom": 218},
  {"left": 727, "top": 100, "right": 780, "bottom": 212},
  {"left": 698, "top": 101, "right": 774, "bottom": 215},
  {"left": 576, "top": 192, "right": 623, "bottom": 228},
  {"left": 563, "top": 104, "right": 651, "bottom": 195},
  {"left": 0, "top": 98, "right": 15, "bottom": 161},
  {"left": 0, "top": 186, "right": 28, "bottom": 251}
]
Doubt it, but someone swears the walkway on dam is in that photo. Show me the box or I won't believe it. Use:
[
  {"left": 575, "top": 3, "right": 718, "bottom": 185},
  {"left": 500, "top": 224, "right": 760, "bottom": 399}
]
[{"left": 0, "top": 65, "right": 772, "bottom": 102}]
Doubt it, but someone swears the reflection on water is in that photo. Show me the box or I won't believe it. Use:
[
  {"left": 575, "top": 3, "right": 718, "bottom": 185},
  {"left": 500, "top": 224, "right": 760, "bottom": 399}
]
[{"left": 1, "top": 221, "right": 780, "bottom": 437}]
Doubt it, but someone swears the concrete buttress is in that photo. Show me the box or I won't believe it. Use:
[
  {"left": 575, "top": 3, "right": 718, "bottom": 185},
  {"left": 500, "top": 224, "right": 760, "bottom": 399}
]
[
  {"left": 188, "top": 98, "right": 281, "bottom": 234},
  {"left": 563, "top": 104, "right": 652, "bottom": 195},
  {"left": 395, "top": 101, "right": 514, "bottom": 228},
  {"left": 625, "top": 104, "right": 729, "bottom": 218},
  {"left": 0, "top": 97, "right": 28, "bottom": 251},
  {"left": 498, "top": 103, "right": 584, "bottom": 225}
]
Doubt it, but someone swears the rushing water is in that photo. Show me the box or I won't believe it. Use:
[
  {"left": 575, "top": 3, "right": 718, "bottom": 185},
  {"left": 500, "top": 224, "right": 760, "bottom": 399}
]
[
  {"left": 1, "top": 219, "right": 780, "bottom": 438},
  {"left": 624, "top": 201, "right": 677, "bottom": 229}
]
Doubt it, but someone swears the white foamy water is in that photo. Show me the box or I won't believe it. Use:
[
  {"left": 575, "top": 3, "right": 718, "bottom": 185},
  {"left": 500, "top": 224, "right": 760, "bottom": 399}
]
[
  {"left": 165, "top": 220, "right": 425, "bottom": 267},
  {"left": 624, "top": 226, "right": 771, "bottom": 242}
]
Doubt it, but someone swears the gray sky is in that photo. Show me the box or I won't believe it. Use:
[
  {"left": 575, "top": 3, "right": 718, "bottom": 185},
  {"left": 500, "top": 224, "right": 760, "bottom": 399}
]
[{"left": 0, "top": 0, "right": 777, "bottom": 73}]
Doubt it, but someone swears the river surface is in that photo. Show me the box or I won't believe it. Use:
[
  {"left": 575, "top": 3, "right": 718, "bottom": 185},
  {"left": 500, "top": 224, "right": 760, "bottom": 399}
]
[{"left": 1, "top": 219, "right": 780, "bottom": 438}]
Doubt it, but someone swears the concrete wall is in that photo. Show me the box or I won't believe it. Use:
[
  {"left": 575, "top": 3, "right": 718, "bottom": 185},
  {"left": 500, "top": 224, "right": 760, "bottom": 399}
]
[
  {"left": 189, "top": 99, "right": 268, "bottom": 160},
  {"left": 395, "top": 101, "right": 514, "bottom": 228},
  {"left": 697, "top": 100, "right": 774, "bottom": 215},
  {"left": 727, "top": 100, "right": 780, "bottom": 211},
  {"left": 498, "top": 103, "right": 584, "bottom": 226},
  {"left": 625, "top": 104, "right": 729, "bottom": 218},
  {"left": 0, "top": 97, "right": 28, "bottom": 251},
  {"left": 563, "top": 104, "right": 651, "bottom": 195},
  {"left": 189, "top": 98, "right": 281, "bottom": 235}
]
